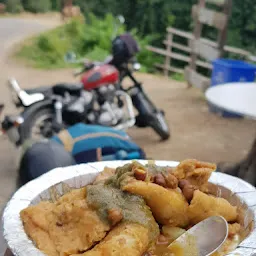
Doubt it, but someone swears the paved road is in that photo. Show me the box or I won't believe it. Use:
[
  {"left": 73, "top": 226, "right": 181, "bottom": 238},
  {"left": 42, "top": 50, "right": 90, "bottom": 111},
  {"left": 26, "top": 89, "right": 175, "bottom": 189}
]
[
  {"left": 0, "top": 18, "right": 55, "bottom": 61},
  {"left": 0, "top": 17, "right": 58, "bottom": 255}
]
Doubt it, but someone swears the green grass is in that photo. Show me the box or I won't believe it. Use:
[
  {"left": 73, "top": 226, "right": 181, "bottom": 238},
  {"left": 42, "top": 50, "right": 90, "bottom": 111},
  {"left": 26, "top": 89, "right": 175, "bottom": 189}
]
[
  {"left": 15, "top": 14, "right": 161, "bottom": 72},
  {"left": 170, "top": 72, "right": 185, "bottom": 81},
  {"left": 16, "top": 26, "right": 76, "bottom": 69}
]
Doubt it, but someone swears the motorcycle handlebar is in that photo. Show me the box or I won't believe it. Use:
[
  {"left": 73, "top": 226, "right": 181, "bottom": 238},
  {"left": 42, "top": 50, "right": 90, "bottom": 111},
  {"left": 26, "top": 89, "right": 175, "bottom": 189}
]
[
  {"left": 73, "top": 58, "right": 111, "bottom": 77},
  {"left": 73, "top": 55, "right": 140, "bottom": 77},
  {"left": 73, "top": 61, "right": 94, "bottom": 76},
  {"left": 73, "top": 67, "right": 86, "bottom": 77}
]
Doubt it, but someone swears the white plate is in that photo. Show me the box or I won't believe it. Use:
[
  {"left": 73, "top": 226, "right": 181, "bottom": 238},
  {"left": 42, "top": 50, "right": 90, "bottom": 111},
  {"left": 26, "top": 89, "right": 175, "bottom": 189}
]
[{"left": 3, "top": 160, "right": 256, "bottom": 256}]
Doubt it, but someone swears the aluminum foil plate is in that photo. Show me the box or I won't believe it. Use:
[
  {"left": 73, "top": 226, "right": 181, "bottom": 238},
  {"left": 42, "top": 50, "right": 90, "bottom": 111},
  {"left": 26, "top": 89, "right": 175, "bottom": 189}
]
[{"left": 3, "top": 160, "right": 256, "bottom": 256}]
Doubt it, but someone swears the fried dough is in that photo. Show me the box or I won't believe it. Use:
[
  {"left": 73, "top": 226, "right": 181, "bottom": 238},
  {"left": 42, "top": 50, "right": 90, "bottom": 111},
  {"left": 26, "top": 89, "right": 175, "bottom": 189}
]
[
  {"left": 21, "top": 201, "right": 58, "bottom": 256},
  {"left": 75, "top": 223, "right": 149, "bottom": 256},
  {"left": 20, "top": 188, "right": 110, "bottom": 256},
  {"left": 122, "top": 180, "right": 189, "bottom": 227},
  {"left": 173, "top": 159, "right": 216, "bottom": 191},
  {"left": 188, "top": 190, "right": 237, "bottom": 224}
]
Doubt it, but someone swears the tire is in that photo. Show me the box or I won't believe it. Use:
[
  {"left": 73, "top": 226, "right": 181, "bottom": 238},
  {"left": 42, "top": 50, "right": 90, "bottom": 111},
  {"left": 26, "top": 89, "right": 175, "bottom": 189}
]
[
  {"left": 20, "top": 107, "right": 55, "bottom": 142},
  {"left": 149, "top": 111, "right": 170, "bottom": 140}
]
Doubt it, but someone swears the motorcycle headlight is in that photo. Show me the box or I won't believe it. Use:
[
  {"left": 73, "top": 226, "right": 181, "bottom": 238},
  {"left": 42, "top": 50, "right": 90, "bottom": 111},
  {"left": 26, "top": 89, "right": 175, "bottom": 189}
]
[{"left": 133, "top": 63, "right": 141, "bottom": 71}]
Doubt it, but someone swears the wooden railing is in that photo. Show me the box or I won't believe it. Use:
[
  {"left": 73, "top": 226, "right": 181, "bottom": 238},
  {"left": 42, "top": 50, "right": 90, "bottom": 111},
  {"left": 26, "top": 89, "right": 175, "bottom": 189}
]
[{"left": 147, "top": 26, "right": 251, "bottom": 76}]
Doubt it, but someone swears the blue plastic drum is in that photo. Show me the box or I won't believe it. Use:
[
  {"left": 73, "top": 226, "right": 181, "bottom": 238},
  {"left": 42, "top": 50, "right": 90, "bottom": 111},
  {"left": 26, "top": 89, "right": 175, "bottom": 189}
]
[
  {"left": 210, "top": 59, "right": 256, "bottom": 117},
  {"left": 211, "top": 59, "right": 256, "bottom": 86}
]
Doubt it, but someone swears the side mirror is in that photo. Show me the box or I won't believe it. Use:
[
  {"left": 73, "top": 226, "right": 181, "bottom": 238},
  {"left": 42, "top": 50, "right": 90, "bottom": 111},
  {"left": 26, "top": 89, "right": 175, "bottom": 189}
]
[
  {"left": 64, "top": 51, "right": 77, "bottom": 63},
  {"left": 133, "top": 63, "right": 141, "bottom": 71},
  {"left": 117, "top": 15, "right": 125, "bottom": 24}
]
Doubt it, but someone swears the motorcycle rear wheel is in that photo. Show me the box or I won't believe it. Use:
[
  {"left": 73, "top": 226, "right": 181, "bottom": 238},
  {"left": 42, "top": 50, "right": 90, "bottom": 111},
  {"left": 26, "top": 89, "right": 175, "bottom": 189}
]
[{"left": 20, "top": 108, "right": 55, "bottom": 142}]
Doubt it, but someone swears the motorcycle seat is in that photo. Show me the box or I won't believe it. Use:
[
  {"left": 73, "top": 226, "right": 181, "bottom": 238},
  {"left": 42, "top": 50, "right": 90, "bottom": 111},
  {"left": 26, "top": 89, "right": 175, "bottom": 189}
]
[
  {"left": 53, "top": 83, "right": 83, "bottom": 96},
  {"left": 25, "top": 86, "right": 52, "bottom": 96}
]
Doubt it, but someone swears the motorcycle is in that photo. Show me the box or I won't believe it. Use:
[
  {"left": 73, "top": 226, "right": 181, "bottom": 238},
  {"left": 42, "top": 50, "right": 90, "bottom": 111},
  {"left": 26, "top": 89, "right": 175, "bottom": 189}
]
[
  {"left": 1, "top": 24, "right": 170, "bottom": 146},
  {"left": 75, "top": 52, "right": 170, "bottom": 141}
]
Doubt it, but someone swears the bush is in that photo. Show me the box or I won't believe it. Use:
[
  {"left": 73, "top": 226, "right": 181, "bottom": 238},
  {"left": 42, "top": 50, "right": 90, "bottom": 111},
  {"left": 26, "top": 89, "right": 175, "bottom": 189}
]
[
  {"left": 17, "top": 14, "right": 160, "bottom": 72},
  {"left": 51, "top": 0, "right": 62, "bottom": 11},
  {"left": 6, "top": 0, "right": 23, "bottom": 13},
  {"left": 23, "top": 0, "right": 51, "bottom": 13}
]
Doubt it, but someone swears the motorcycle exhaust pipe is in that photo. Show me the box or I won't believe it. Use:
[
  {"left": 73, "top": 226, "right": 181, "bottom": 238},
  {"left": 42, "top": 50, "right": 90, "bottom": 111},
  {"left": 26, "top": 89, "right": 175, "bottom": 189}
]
[
  {"left": 54, "top": 101, "right": 63, "bottom": 124},
  {"left": 1, "top": 115, "right": 24, "bottom": 144}
]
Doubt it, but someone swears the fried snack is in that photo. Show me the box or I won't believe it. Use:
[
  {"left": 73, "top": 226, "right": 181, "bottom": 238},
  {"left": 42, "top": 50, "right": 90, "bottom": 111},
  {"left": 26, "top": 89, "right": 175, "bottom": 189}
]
[
  {"left": 211, "top": 235, "right": 240, "bottom": 256},
  {"left": 56, "top": 187, "right": 87, "bottom": 204},
  {"left": 188, "top": 190, "right": 237, "bottom": 224},
  {"left": 75, "top": 223, "right": 149, "bottom": 256},
  {"left": 93, "top": 167, "right": 116, "bottom": 184},
  {"left": 20, "top": 201, "right": 58, "bottom": 256},
  {"left": 20, "top": 188, "right": 110, "bottom": 256},
  {"left": 20, "top": 161, "right": 242, "bottom": 256},
  {"left": 228, "top": 223, "right": 241, "bottom": 238},
  {"left": 123, "top": 180, "right": 189, "bottom": 227},
  {"left": 173, "top": 159, "right": 216, "bottom": 191}
]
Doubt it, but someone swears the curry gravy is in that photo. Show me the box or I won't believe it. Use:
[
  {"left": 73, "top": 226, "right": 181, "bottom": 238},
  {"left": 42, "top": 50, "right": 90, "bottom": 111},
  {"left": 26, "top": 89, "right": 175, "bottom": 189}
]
[{"left": 86, "top": 163, "right": 160, "bottom": 242}]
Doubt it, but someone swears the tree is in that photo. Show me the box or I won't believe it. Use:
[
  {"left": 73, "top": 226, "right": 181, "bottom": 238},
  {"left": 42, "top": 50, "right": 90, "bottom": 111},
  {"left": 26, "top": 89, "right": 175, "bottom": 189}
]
[
  {"left": 51, "top": 0, "right": 62, "bottom": 10},
  {"left": 228, "top": 0, "right": 256, "bottom": 52},
  {"left": 22, "top": 0, "right": 52, "bottom": 13},
  {"left": 6, "top": 0, "right": 23, "bottom": 13}
]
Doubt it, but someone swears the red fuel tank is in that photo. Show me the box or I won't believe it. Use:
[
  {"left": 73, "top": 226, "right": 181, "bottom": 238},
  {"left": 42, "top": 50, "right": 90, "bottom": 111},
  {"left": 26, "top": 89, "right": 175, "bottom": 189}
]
[{"left": 81, "top": 64, "right": 119, "bottom": 90}]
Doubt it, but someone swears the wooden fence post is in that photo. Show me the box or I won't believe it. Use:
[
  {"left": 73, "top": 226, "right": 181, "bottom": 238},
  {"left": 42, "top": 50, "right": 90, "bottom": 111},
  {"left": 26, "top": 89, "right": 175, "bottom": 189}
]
[
  {"left": 189, "top": 0, "right": 206, "bottom": 72},
  {"left": 217, "top": 0, "right": 233, "bottom": 55},
  {"left": 164, "top": 32, "right": 173, "bottom": 77}
]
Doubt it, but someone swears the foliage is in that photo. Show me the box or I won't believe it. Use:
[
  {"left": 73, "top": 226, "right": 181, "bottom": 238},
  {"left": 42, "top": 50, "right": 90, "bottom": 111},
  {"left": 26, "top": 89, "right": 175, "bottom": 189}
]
[
  {"left": 14, "top": 0, "right": 256, "bottom": 71},
  {"left": 22, "top": 0, "right": 52, "bottom": 13},
  {"left": 228, "top": 0, "right": 256, "bottom": 52},
  {"left": 3, "top": 0, "right": 256, "bottom": 55},
  {"left": 5, "top": 0, "right": 23, "bottom": 13},
  {"left": 17, "top": 24, "right": 73, "bottom": 68},
  {"left": 17, "top": 14, "right": 159, "bottom": 71},
  {"left": 50, "top": 0, "right": 62, "bottom": 11},
  {"left": 73, "top": 0, "right": 195, "bottom": 45},
  {"left": 72, "top": 0, "right": 255, "bottom": 54},
  {"left": 170, "top": 73, "right": 185, "bottom": 82}
]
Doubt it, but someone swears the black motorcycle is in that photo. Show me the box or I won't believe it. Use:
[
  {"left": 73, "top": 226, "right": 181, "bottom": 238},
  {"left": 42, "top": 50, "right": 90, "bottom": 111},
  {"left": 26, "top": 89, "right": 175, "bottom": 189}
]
[{"left": 1, "top": 34, "right": 170, "bottom": 145}]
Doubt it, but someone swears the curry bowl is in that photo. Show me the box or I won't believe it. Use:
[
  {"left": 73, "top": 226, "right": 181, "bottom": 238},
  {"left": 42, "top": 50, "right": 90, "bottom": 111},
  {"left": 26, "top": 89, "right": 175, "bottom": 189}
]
[{"left": 3, "top": 160, "right": 256, "bottom": 256}]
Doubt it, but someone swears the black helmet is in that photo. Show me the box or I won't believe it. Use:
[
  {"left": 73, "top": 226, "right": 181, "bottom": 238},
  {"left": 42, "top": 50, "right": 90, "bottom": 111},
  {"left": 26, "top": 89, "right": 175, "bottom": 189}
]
[{"left": 112, "top": 33, "right": 139, "bottom": 66}]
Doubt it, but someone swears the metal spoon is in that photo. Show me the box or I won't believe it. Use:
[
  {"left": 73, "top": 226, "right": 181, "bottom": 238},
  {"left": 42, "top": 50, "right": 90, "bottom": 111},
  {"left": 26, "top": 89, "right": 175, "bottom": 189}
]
[{"left": 168, "top": 216, "right": 228, "bottom": 256}]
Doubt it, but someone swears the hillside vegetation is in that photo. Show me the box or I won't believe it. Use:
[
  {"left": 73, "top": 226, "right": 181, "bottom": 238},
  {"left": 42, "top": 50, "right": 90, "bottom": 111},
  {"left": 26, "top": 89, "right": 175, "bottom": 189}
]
[{"left": 16, "top": 14, "right": 160, "bottom": 72}]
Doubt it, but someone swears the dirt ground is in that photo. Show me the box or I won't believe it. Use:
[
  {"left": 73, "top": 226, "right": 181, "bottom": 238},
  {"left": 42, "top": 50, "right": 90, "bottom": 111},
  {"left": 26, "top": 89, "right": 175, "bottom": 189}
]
[
  {"left": 5, "top": 64, "right": 256, "bottom": 163},
  {"left": 128, "top": 74, "right": 256, "bottom": 163},
  {"left": 2, "top": 16, "right": 256, "bottom": 162}
]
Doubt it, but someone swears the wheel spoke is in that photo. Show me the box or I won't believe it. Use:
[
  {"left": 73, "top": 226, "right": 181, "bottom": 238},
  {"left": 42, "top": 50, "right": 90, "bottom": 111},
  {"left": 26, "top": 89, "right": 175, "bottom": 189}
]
[{"left": 30, "top": 112, "right": 54, "bottom": 140}]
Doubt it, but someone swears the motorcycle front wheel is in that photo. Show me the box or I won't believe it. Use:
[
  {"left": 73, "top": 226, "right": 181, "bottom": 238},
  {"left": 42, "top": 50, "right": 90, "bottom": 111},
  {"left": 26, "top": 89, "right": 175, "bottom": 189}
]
[
  {"left": 149, "top": 110, "right": 170, "bottom": 140},
  {"left": 131, "top": 88, "right": 171, "bottom": 140}
]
